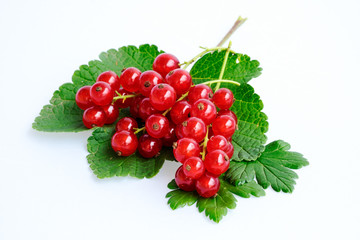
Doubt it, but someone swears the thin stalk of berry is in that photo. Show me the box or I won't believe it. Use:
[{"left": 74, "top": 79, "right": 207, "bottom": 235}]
[
  {"left": 113, "top": 92, "right": 139, "bottom": 102},
  {"left": 217, "top": 16, "right": 247, "bottom": 47},
  {"left": 162, "top": 92, "right": 189, "bottom": 116},
  {"left": 134, "top": 126, "right": 146, "bottom": 134},
  {"left": 214, "top": 41, "right": 232, "bottom": 91},
  {"left": 201, "top": 126, "right": 210, "bottom": 160}
]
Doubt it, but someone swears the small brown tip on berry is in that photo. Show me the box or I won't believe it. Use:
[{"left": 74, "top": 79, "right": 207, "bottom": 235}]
[
  {"left": 116, "top": 151, "right": 122, "bottom": 156},
  {"left": 152, "top": 123, "right": 159, "bottom": 130},
  {"left": 209, "top": 92, "right": 214, "bottom": 98},
  {"left": 155, "top": 152, "right": 161, "bottom": 158},
  {"left": 185, "top": 165, "right": 191, "bottom": 171},
  {"left": 168, "top": 70, "right": 174, "bottom": 76},
  {"left": 182, "top": 121, "right": 188, "bottom": 127},
  {"left": 91, "top": 124, "right": 97, "bottom": 128},
  {"left": 172, "top": 142, "right": 178, "bottom": 149},
  {"left": 197, "top": 103, "right": 205, "bottom": 110},
  {"left": 121, "top": 68, "right": 126, "bottom": 72},
  {"left": 144, "top": 81, "right": 151, "bottom": 87},
  {"left": 158, "top": 84, "right": 164, "bottom": 89},
  {"left": 96, "top": 86, "right": 102, "bottom": 92},
  {"left": 224, "top": 155, "right": 229, "bottom": 161}
]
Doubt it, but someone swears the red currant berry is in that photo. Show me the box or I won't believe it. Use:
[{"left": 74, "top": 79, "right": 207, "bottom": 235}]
[
  {"left": 212, "top": 88, "right": 234, "bottom": 109},
  {"left": 96, "top": 71, "right": 121, "bottom": 91},
  {"left": 204, "top": 150, "right": 230, "bottom": 176},
  {"left": 170, "top": 101, "right": 191, "bottom": 125},
  {"left": 102, "top": 105, "right": 119, "bottom": 124},
  {"left": 195, "top": 172, "right": 220, "bottom": 198},
  {"left": 175, "top": 123, "right": 185, "bottom": 139},
  {"left": 119, "top": 67, "right": 141, "bottom": 92},
  {"left": 225, "top": 142, "right": 234, "bottom": 159},
  {"left": 188, "top": 84, "right": 213, "bottom": 104},
  {"left": 173, "top": 138, "right": 200, "bottom": 163},
  {"left": 129, "top": 96, "right": 145, "bottom": 118},
  {"left": 138, "top": 98, "right": 160, "bottom": 121},
  {"left": 145, "top": 114, "right": 169, "bottom": 138},
  {"left": 75, "top": 86, "right": 93, "bottom": 110},
  {"left": 175, "top": 166, "right": 196, "bottom": 191},
  {"left": 153, "top": 53, "right": 180, "bottom": 78},
  {"left": 90, "top": 82, "right": 114, "bottom": 106},
  {"left": 115, "top": 117, "right": 138, "bottom": 132},
  {"left": 111, "top": 130, "right": 138, "bottom": 156},
  {"left": 82, "top": 106, "right": 106, "bottom": 128},
  {"left": 190, "top": 99, "right": 217, "bottom": 125},
  {"left": 165, "top": 69, "right": 192, "bottom": 96},
  {"left": 212, "top": 115, "right": 236, "bottom": 138},
  {"left": 207, "top": 135, "right": 228, "bottom": 153},
  {"left": 139, "top": 70, "right": 164, "bottom": 97},
  {"left": 181, "top": 117, "right": 206, "bottom": 143},
  {"left": 162, "top": 121, "right": 177, "bottom": 147},
  {"left": 138, "top": 134, "right": 162, "bottom": 158},
  {"left": 149, "top": 83, "right": 177, "bottom": 111},
  {"left": 183, "top": 157, "right": 205, "bottom": 180},
  {"left": 217, "top": 109, "right": 238, "bottom": 124}
]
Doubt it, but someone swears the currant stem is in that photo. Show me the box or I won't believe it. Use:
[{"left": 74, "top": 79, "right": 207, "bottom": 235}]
[
  {"left": 214, "top": 41, "right": 232, "bottom": 91},
  {"left": 217, "top": 16, "right": 247, "bottom": 47},
  {"left": 201, "top": 126, "right": 210, "bottom": 160},
  {"left": 134, "top": 127, "right": 145, "bottom": 134},
  {"left": 162, "top": 92, "right": 189, "bottom": 116},
  {"left": 181, "top": 47, "right": 235, "bottom": 70},
  {"left": 113, "top": 92, "right": 139, "bottom": 103}
]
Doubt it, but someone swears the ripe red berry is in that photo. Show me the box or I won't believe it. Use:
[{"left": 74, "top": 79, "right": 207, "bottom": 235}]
[
  {"left": 212, "top": 88, "right": 234, "bottom": 109},
  {"left": 175, "top": 166, "right": 196, "bottom": 192},
  {"left": 188, "top": 84, "right": 213, "bottom": 104},
  {"left": 195, "top": 172, "right": 220, "bottom": 198},
  {"left": 75, "top": 86, "right": 93, "bottom": 110},
  {"left": 111, "top": 130, "right": 138, "bottom": 156},
  {"left": 162, "top": 121, "right": 177, "bottom": 147},
  {"left": 82, "top": 106, "right": 107, "bottom": 128},
  {"left": 119, "top": 67, "right": 141, "bottom": 93},
  {"left": 173, "top": 138, "right": 200, "bottom": 163},
  {"left": 139, "top": 70, "right": 164, "bottom": 97},
  {"left": 217, "top": 109, "right": 238, "bottom": 123},
  {"left": 145, "top": 114, "right": 169, "bottom": 138},
  {"left": 204, "top": 150, "right": 230, "bottom": 176},
  {"left": 225, "top": 142, "right": 234, "bottom": 159},
  {"left": 153, "top": 53, "right": 180, "bottom": 78},
  {"left": 207, "top": 135, "right": 228, "bottom": 153},
  {"left": 129, "top": 96, "right": 145, "bottom": 118},
  {"left": 102, "top": 105, "right": 119, "bottom": 124},
  {"left": 149, "top": 83, "right": 177, "bottom": 111},
  {"left": 181, "top": 117, "right": 207, "bottom": 143},
  {"left": 115, "top": 117, "right": 138, "bottom": 132},
  {"left": 138, "top": 98, "right": 160, "bottom": 121},
  {"left": 165, "top": 69, "right": 192, "bottom": 96},
  {"left": 170, "top": 101, "right": 191, "bottom": 125},
  {"left": 183, "top": 157, "right": 205, "bottom": 180},
  {"left": 113, "top": 88, "right": 134, "bottom": 108},
  {"left": 96, "top": 71, "right": 121, "bottom": 92},
  {"left": 190, "top": 99, "right": 217, "bottom": 125},
  {"left": 138, "top": 134, "right": 162, "bottom": 158},
  {"left": 175, "top": 124, "right": 185, "bottom": 139},
  {"left": 212, "top": 115, "right": 236, "bottom": 138},
  {"left": 90, "top": 82, "right": 114, "bottom": 106}
]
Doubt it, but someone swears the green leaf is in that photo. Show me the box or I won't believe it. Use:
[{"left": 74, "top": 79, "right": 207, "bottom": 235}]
[
  {"left": 166, "top": 190, "right": 198, "bottom": 210},
  {"left": 190, "top": 50, "right": 262, "bottom": 85},
  {"left": 225, "top": 140, "right": 308, "bottom": 193},
  {"left": 221, "top": 180, "right": 265, "bottom": 198},
  {"left": 230, "top": 84, "right": 268, "bottom": 161},
  {"left": 86, "top": 114, "right": 175, "bottom": 179},
  {"left": 196, "top": 185, "right": 237, "bottom": 223},
  {"left": 33, "top": 44, "right": 163, "bottom": 132},
  {"left": 167, "top": 179, "right": 178, "bottom": 190}
]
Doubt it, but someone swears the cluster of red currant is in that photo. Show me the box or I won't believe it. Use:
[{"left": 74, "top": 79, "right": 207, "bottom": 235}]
[{"left": 75, "top": 52, "right": 237, "bottom": 198}]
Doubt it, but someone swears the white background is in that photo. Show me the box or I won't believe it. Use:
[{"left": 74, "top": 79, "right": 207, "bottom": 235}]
[{"left": 1, "top": 0, "right": 359, "bottom": 239}]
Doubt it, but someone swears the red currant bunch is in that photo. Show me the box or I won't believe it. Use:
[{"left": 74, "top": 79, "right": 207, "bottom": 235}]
[{"left": 75, "top": 53, "right": 238, "bottom": 198}]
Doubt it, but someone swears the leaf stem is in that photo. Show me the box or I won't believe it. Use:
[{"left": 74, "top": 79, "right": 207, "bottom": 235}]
[
  {"left": 202, "top": 79, "right": 240, "bottom": 87},
  {"left": 180, "top": 47, "right": 235, "bottom": 70},
  {"left": 217, "top": 16, "right": 247, "bottom": 47},
  {"left": 201, "top": 126, "right": 210, "bottom": 160},
  {"left": 214, "top": 41, "right": 232, "bottom": 91}
]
